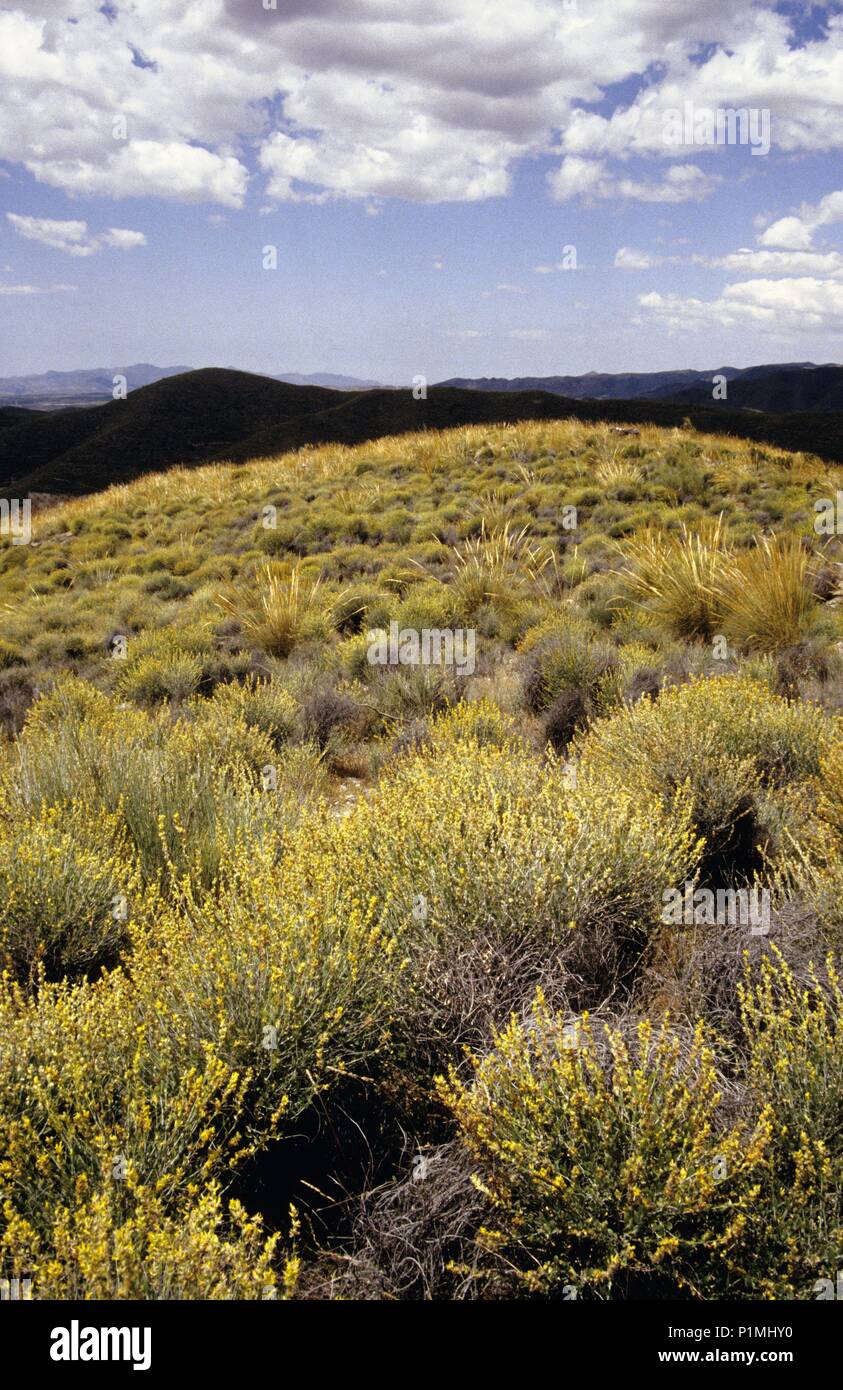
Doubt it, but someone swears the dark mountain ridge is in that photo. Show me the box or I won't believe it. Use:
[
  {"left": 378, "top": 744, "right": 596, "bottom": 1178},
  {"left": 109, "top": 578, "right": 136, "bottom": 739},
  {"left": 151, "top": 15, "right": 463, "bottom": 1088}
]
[
  {"left": 436, "top": 362, "right": 834, "bottom": 404},
  {"left": 1, "top": 367, "right": 842, "bottom": 500}
]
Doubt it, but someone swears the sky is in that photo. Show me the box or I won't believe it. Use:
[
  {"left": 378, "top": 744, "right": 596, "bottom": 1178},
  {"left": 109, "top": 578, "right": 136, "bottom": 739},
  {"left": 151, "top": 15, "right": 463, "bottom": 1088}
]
[{"left": 0, "top": 0, "right": 842, "bottom": 383}]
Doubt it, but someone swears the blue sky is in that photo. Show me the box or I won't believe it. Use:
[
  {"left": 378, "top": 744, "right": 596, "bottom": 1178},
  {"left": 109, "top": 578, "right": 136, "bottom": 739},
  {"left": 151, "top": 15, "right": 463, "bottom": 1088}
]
[{"left": 1, "top": 1, "right": 842, "bottom": 382}]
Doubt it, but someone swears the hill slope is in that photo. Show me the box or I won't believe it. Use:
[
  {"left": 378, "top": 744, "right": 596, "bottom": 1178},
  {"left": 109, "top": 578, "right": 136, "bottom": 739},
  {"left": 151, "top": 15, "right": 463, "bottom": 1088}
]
[
  {"left": 436, "top": 361, "right": 832, "bottom": 405},
  {"left": 668, "top": 364, "right": 843, "bottom": 413},
  {"left": 3, "top": 367, "right": 843, "bottom": 498},
  {"left": 2, "top": 418, "right": 843, "bottom": 1304}
]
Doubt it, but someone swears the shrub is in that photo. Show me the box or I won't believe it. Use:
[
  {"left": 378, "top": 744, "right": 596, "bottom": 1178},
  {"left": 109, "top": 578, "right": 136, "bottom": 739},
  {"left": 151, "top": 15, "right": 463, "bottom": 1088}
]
[
  {"left": 731, "top": 950, "right": 843, "bottom": 1297},
  {"left": 117, "top": 648, "right": 203, "bottom": 705},
  {"left": 331, "top": 586, "right": 390, "bottom": 634},
  {"left": 575, "top": 676, "right": 829, "bottom": 882},
  {"left": 0, "top": 803, "right": 136, "bottom": 983},
  {"left": 439, "top": 999, "right": 767, "bottom": 1297},
  {"left": 544, "top": 687, "right": 590, "bottom": 752},
  {"left": 300, "top": 687, "right": 360, "bottom": 749},
  {"left": 392, "top": 582, "right": 453, "bottom": 633},
  {"left": 0, "top": 639, "right": 24, "bottom": 670},
  {"left": 428, "top": 697, "right": 522, "bottom": 750},
  {"left": 522, "top": 626, "right": 617, "bottom": 714},
  {"left": 205, "top": 677, "right": 298, "bottom": 748},
  {"left": 0, "top": 667, "right": 35, "bottom": 736},
  {"left": 0, "top": 1179, "right": 295, "bottom": 1302},
  {"left": 10, "top": 690, "right": 283, "bottom": 890},
  {"left": 0, "top": 965, "right": 269, "bottom": 1237},
  {"left": 313, "top": 724, "right": 699, "bottom": 1054}
]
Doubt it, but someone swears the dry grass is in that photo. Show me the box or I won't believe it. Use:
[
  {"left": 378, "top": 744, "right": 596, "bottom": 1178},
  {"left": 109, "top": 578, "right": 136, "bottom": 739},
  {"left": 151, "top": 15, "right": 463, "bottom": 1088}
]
[
  {"left": 615, "top": 517, "right": 726, "bottom": 640},
  {"left": 449, "top": 521, "right": 559, "bottom": 615},
  {"left": 717, "top": 535, "right": 817, "bottom": 653},
  {"left": 216, "top": 560, "right": 325, "bottom": 657}
]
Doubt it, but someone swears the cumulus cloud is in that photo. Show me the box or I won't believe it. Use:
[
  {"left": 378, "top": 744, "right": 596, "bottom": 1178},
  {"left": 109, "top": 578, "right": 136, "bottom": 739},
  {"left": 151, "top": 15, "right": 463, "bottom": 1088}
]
[
  {"left": 557, "top": 14, "right": 843, "bottom": 163},
  {"left": 549, "top": 159, "right": 719, "bottom": 205},
  {"left": 6, "top": 213, "right": 146, "bottom": 255},
  {"left": 639, "top": 277, "right": 843, "bottom": 336},
  {"left": 757, "top": 216, "right": 816, "bottom": 251},
  {"left": 698, "top": 247, "right": 843, "bottom": 277},
  {"left": 0, "top": 1, "right": 840, "bottom": 208},
  {"left": 758, "top": 190, "right": 843, "bottom": 250}
]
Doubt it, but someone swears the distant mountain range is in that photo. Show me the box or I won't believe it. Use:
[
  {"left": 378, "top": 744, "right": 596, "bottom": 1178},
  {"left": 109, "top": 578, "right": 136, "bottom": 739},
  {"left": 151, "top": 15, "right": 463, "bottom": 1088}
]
[
  {"left": 0, "top": 364, "right": 383, "bottom": 409},
  {"left": 2, "top": 367, "right": 843, "bottom": 500},
  {"left": 4, "top": 360, "right": 839, "bottom": 416},
  {"left": 272, "top": 371, "right": 384, "bottom": 391},
  {"left": 436, "top": 362, "right": 840, "bottom": 410}
]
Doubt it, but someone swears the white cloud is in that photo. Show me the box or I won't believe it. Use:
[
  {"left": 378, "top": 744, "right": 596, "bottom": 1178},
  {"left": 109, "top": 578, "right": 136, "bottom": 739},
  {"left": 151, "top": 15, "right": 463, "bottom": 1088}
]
[
  {"left": 549, "top": 158, "right": 719, "bottom": 205},
  {"left": 0, "top": 2, "right": 839, "bottom": 208},
  {"left": 507, "top": 328, "right": 550, "bottom": 340},
  {"left": 700, "top": 247, "right": 843, "bottom": 277},
  {"left": 557, "top": 14, "right": 843, "bottom": 163},
  {"left": 758, "top": 190, "right": 843, "bottom": 250},
  {"left": 614, "top": 247, "right": 662, "bottom": 270},
  {"left": 27, "top": 142, "right": 249, "bottom": 208},
  {"left": 0, "top": 280, "right": 76, "bottom": 295},
  {"left": 6, "top": 213, "right": 146, "bottom": 256},
  {"left": 757, "top": 216, "right": 816, "bottom": 251},
  {"left": 639, "top": 277, "right": 843, "bottom": 336}
]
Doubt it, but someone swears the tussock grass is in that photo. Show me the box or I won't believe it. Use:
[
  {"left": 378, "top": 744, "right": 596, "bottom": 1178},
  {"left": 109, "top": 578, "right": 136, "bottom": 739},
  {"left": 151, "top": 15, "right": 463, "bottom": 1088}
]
[{"left": 216, "top": 560, "right": 327, "bottom": 657}]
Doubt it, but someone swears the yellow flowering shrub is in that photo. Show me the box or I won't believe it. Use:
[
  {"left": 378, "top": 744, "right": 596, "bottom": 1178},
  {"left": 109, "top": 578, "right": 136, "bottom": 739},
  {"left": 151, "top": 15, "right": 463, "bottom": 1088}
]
[
  {"left": 9, "top": 685, "right": 287, "bottom": 890},
  {"left": 202, "top": 676, "right": 299, "bottom": 749},
  {"left": 439, "top": 995, "right": 770, "bottom": 1297},
  {"left": 812, "top": 733, "right": 843, "bottom": 846},
  {"left": 1, "top": 1174, "right": 296, "bottom": 1301},
  {"left": 732, "top": 949, "right": 843, "bottom": 1297},
  {"left": 0, "top": 966, "right": 271, "bottom": 1234},
  {"left": 125, "top": 834, "right": 404, "bottom": 1125},
  {"left": 575, "top": 675, "right": 830, "bottom": 876},
  {"left": 323, "top": 716, "right": 699, "bottom": 951},
  {"left": 0, "top": 802, "right": 137, "bottom": 983}
]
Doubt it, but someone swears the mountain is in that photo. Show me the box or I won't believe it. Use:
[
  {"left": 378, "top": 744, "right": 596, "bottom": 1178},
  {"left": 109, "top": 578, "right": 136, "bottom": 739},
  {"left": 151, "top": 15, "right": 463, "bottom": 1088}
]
[
  {"left": 2, "top": 367, "right": 843, "bottom": 500},
  {"left": 437, "top": 369, "right": 726, "bottom": 398},
  {"left": 0, "top": 363, "right": 192, "bottom": 409},
  {"left": 661, "top": 364, "right": 843, "bottom": 414},
  {"left": 436, "top": 363, "right": 835, "bottom": 409},
  {"left": 0, "top": 364, "right": 385, "bottom": 409},
  {"left": 271, "top": 372, "right": 385, "bottom": 390}
]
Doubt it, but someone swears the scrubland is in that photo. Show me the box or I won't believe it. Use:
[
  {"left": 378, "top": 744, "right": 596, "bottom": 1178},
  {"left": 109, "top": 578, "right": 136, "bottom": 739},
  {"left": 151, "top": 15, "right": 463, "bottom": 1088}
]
[{"left": 1, "top": 418, "right": 842, "bottom": 1299}]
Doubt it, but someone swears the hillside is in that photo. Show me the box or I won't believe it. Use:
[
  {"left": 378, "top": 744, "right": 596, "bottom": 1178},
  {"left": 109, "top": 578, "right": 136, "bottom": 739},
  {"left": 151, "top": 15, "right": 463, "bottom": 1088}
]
[
  {"left": 668, "top": 363, "right": 843, "bottom": 413},
  {"left": 3, "top": 366, "right": 843, "bottom": 500},
  {"left": 436, "top": 361, "right": 829, "bottom": 403},
  {"left": 2, "top": 417, "right": 843, "bottom": 1301}
]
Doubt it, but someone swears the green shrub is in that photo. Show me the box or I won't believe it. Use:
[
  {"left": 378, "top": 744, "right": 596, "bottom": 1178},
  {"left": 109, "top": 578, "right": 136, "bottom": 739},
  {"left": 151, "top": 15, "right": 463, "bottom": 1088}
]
[
  {"left": 204, "top": 677, "right": 298, "bottom": 748},
  {"left": 575, "top": 675, "right": 829, "bottom": 880},
  {"left": 117, "top": 649, "right": 203, "bottom": 705},
  {"left": 0, "top": 639, "right": 24, "bottom": 670}
]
